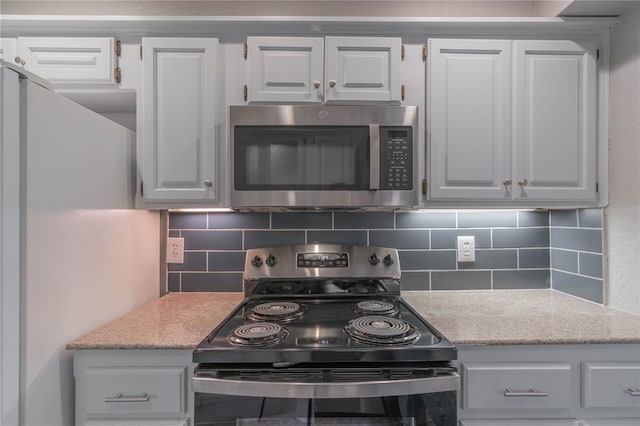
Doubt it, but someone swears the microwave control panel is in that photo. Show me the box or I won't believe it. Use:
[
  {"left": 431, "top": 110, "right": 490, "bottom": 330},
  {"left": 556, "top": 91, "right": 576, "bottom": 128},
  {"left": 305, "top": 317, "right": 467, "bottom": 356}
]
[{"left": 380, "top": 127, "right": 413, "bottom": 190}]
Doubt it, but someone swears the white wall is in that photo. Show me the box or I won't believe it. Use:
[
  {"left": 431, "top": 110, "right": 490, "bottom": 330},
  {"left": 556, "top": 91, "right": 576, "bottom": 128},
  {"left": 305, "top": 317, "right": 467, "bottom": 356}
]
[{"left": 605, "top": 2, "right": 640, "bottom": 315}]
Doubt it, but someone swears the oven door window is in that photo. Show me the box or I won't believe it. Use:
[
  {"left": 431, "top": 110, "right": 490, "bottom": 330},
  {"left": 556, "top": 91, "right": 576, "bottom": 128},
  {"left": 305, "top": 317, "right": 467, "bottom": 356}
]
[
  {"left": 234, "top": 126, "right": 370, "bottom": 191},
  {"left": 194, "top": 392, "right": 456, "bottom": 426}
]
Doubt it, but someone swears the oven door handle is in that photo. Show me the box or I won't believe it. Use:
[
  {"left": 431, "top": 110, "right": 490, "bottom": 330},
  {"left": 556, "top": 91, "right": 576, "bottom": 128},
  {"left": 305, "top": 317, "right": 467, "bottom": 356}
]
[
  {"left": 369, "top": 124, "right": 380, "bottom": 191},
  {"left": 192, "top": 372, "right": 458, "bottom": 399}
]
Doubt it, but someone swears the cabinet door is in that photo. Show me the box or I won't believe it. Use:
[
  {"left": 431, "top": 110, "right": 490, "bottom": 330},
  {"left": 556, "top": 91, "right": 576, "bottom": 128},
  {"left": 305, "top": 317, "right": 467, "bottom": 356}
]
[
  {"left": 324, "top": 36, "right": 401, "bottom": 104},
  {"left": 428, "top": 39, "right": 512, "bottom": 200},
  {"left": 16, "top": 37, "right": 117, "bottom": 86},
  {"left": 140, "top": 38, "right": 218, "bottom": 202},
  {"left": 247, "top": 37, "right": 323, "bottom": 103},
  {"left": 0, "top": 38, "right": 17, "bottom": 63},
  {"left": 513, "top": 40, "right": 597, "bottom": 202}
]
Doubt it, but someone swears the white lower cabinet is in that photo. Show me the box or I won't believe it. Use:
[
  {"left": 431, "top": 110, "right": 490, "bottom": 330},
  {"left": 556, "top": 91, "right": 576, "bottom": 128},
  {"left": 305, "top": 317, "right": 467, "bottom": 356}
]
[
  {"left": 73, "top": 350, "right": 194, "bottom": 426},
  {"left": 462, "top": 362, "right": 573, "bottom": 410},
  {"left": 457, "top": 345, "right": 640, "bottom": 426}
]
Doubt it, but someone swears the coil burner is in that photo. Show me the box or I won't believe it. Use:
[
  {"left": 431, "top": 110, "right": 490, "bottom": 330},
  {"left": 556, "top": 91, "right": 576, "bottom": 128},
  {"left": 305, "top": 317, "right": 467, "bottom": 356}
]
[
  {"left": 247, "top": 301, "right": 306, "bottom": 323},
  {"left": 228, "top": 323, "right": 288, "bottom": 346},
  {"left": 354, "top": 300, "right": 400, "bottom": 317},
  {"left": 344, "top": 316, "right": 420, "bottom": 345}
]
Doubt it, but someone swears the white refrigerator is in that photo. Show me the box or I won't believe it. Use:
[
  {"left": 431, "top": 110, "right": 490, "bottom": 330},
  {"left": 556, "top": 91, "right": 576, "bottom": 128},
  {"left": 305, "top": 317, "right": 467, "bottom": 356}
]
[{"left": 0, "top": 62, "right": 160, "bottom": 426}]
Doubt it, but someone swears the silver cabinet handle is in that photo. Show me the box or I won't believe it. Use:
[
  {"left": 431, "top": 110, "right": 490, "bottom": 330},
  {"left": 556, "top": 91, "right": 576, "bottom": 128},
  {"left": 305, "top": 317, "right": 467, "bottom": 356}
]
[
  {"left": 518, "top": 178, "right": 529, "bottom": 187},
  {"left": 204, "top": 179, "right": 213, "bottom": 187},
  {"left": 329, "top": 79, "right": 337, "bottom": 88},
  {"left": 504, "top": 387, "right": 548, "bottom": 397},
  {"left": 312, "top": 80, "right": 321, "bottom": 89},
  {"left": 629, "top": 387, "right": 640, "bottom": 396},
  {"left": 14, "top": 56, "right": 26, "bottom": 66},
  {"left": 104, "top": 392, "right": 150, "bottom": 403},
  {"left": 503, "top": 178, "right": 512, "bottom": 186}
]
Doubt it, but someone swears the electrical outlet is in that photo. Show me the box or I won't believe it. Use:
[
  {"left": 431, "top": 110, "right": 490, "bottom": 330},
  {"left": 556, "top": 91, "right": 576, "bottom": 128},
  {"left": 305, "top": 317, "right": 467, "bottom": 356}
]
[
  {"left": 167, "top": 237, "right": 184, "bottom": 264},
  {"left": 457, "top": 236, "right": 476, "bottom": 263}
]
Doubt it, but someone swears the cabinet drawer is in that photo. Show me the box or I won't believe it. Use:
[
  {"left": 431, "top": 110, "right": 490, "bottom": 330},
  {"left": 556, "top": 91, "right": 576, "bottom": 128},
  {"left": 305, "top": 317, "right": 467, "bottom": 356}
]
[
  {"left": 462, "top": 362, "right": 572, "bottom": 410},
  {"left": 582, "top": 362, "right": 640, "bottom": 408},
  {"left": 84, "top": 366, "right": 187, "bottom": 417}
]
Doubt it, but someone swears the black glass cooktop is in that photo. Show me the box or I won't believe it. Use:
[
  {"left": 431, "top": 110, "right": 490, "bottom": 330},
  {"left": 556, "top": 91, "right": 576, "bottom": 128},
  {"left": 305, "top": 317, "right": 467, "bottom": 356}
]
[{"left": 193, "top": 295, "right": 456, "bottom": 365}]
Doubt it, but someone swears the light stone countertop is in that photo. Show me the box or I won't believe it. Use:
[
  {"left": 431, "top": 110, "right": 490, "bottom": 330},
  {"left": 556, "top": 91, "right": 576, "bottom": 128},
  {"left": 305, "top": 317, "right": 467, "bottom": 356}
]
[
  {"left": 67, "top": 289, "right": 640, "bottom": 350},
  {"left": 403, "top": 289, "right": 640, "bottom": 345},
  {"left": 67, "top": 292, "right": 244, "bottom": 350}
]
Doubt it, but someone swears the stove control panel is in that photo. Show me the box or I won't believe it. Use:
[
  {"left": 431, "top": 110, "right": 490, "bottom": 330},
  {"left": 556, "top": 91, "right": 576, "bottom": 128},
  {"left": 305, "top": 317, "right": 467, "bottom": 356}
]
[
  {"left": 244, "top": 244, "right": 401, "bottom": 281},
  {"left": 297, "top": 252, "right": 349, "bottom": 268}
]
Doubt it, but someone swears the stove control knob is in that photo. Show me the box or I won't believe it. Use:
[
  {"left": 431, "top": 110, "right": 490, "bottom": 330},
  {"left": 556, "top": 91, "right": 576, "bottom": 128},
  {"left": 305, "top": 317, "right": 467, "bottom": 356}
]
[
  {"left": 251, "top": 255, "right": 263, "bottom": 267},
  {"left": 383, "top": 254, "right": 395, "bottom": 266},
  {"left": 266, "top": 254, "right": 278, "bottom": 267},
  {"left": 368, "top": 253, "right": 380, "bottom": 265}
]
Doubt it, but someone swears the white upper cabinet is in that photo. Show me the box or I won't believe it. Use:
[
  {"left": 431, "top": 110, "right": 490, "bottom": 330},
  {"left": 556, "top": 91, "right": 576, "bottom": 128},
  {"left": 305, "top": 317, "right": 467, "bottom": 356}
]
[
  {"left": 247, "top": 37, "right": 323, "bottom": 103},
  {"left": 428, "top": 39, "right": 512, "bottom": 200},
  {"left": 139, "top": 38, "right": 219, "bottom": 203},
  {"left": 513, "top": 40, "right": 597, "bottom": 202},
  {"left": 16, "top": 37, "right": 119, "bottom": 87},
  {"left": 427, "top": 38, "right": 599, "bottom": 205},
  {"left": 324, "top": 36, "right": 401, "bottom": 104},
  {"left": 246, "top": 36, "right": 401, "bottom": 104}
]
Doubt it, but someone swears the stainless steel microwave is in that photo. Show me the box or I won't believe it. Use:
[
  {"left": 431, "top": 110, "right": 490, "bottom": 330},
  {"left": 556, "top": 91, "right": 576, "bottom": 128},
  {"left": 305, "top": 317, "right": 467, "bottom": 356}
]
[{"left": 229, "top": 105, "right": 419, "bottom": 208}]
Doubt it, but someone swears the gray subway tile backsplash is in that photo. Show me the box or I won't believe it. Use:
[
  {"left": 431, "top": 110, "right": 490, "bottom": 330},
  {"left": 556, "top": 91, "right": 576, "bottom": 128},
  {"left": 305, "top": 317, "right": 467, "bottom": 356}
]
[
  {"left": 167, "top": 251, "right": 206, "bottom": 272},
  {"left": 396, "top": 211, "right": 456, "bottom": 229},
  {"left": 431, "top": 271, "right": 492, "bottom": 290},
  {"left": 244, "top": 230, "right": 306, "bottom": 249},
  {"left": 458, "top": 211, "right": 517, "bottom": 228},
  {"left": 518, "top": 248, "right": 550, "bottom": 269},
  {"left": 549, "top": 228, "right": 602, "bottom": 253},
  {"left": 493, "top": 228, "right": 549, "bottom": 248},
  {"left": 369, "top": 230, "right": 429, "bottom": 249},
  {"left": 207, "top": 251, "right": 246, "bottom": 272},
  {"left": 168, "top": 209, "right": 604, "bottom": 304},
  {"left": 208, "top": 212, "right": 269, "bottom": 229},
  {"left": 493, "top": 270, "right": 550, "bottom": 289},
  {"left": 334, "top": 212, "right": 395, "bottom": 229},
  {"left": 272, "top": 212, "right": 332, "bottom": 229},
  {"left": 579, "top": 252, "right": 603, "bottom": 279},
  {"left": 551, "top": 270, "right": 603, "bottom": 304},
  {"left": 399, "top": 271, "right": 430, "bottom": 291},
  {"left": 458, "top": 249, "right": 517, "bottom": 270},
  {"left": 518, "top": 210, "right": 550, "bottom": 227},
  {"left": 550, "top": 210, "right": 578, "bottom": 227},
  {"left": 578, "top": 209, "right": 603, "bottom": 228},
  {"left": 169, "top": 212, "right": 207, "bottom": 229},
  {"left": 307, "top": 230, "right": 368, "bottom": 246},
  {"left": 181, "top": 272, "right": 243, "bottom": 292},
  {"left": 183, "top": 230, "right": 243, "bottom": 250},
  {"left": 550, "top": 249, "right": 579, "bottom": 273}
]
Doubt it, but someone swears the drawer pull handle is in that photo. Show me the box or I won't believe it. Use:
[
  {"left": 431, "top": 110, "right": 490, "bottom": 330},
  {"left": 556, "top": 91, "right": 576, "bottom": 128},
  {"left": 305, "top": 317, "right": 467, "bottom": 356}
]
[
  {"left": 104, "top": 392, "right": 150, "bottom": 403},
  {"left": 504, "top": 388, "right": 548, "bottom": 397},
  {"left": 629, "top": 387, "right": 640, "bottom": 396}
]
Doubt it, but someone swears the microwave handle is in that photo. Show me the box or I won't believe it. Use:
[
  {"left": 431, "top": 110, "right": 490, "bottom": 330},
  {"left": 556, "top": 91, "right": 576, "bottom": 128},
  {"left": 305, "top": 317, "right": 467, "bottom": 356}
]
[{"left": 369, "top": 124, "right": 380, "bottom": 191}]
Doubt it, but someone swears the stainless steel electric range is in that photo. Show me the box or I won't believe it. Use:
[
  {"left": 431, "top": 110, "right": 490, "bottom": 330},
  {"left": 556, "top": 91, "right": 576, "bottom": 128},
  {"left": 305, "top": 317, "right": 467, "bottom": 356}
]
[{"left": 192, "top": 244, "right": 458, "bottom": 426}]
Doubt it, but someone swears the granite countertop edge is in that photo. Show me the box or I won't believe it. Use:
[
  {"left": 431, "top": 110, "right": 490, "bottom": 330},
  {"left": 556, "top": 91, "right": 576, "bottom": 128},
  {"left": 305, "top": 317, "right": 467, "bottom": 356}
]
[{"left": 67, "top": 289, "right": 640, "bottom": 350}]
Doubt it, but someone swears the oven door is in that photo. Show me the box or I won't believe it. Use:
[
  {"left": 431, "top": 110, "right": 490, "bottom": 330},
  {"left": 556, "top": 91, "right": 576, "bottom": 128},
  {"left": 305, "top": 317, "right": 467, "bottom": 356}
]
[{"left": 192, "top": 369, "right": 458, "bottom": 425}]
